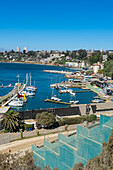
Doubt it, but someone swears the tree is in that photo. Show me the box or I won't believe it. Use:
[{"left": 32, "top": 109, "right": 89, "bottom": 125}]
[
  {"left": 112, "top": 72, "right": 113, "bottom": 80},
  {"left": 0, "top": 151, "right": 38, "bottom": 170},
  {"left": 78, "top": 49, "right": 87, "bottom": 59},
  {"left": 85, "top": 129, "right": 113, "bottom": 170},
  {"left": 2, "top": 110, "right": 20, "bottom": 132},
  {"left": 43, "top": 165, "right": 51, "bottom": 170},
  {"left": 73, "top": 162, "right": 84, "bottom": 170},
  {"left": 36, "top": 112, "right": 56, "bottom": 128}
]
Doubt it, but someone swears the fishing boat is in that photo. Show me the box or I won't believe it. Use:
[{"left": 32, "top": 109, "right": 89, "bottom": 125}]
[{"left": 8, "top": 99, "right": 23, "bottom": 107}]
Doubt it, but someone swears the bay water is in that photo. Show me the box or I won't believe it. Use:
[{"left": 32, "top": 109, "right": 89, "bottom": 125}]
[{"left": 0, "top": 62, "right": 96, "bottom": 111}]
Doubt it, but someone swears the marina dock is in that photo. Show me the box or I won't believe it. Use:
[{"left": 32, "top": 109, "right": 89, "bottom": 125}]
[
  {"left": 0, "top": 106, "right": 10, "bottom": 114},
  {"left": 45, "top": 99, "right": 77, "bottom": 105},
  {"left": 86, "top": 84, "right": 109, "bottom": 101},
  {"left": 59, "top": 90, "right": 90, "bottom": 94},
  {"left": 50, "top": 82, "right": 87, "bottom": 89}
]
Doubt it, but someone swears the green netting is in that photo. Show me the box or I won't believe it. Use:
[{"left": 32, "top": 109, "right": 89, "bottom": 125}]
[{"left": 32, "top": 115, "right": 113, "bottom": 170}]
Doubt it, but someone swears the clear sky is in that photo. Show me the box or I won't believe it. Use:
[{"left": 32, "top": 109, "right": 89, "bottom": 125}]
[{"left": 0, "top": 0, "right": 113, "bottom": 51}]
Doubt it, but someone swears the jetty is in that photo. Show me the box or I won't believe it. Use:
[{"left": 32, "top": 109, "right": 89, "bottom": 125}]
[
  {"left": 50, "top": 82, "right": 87, "bottom": 89},
  {"left": 43, "top": 70, "right": 73, "bottom": 74},
  {"left": 59, "top": 90, "right": 90, "bottom": 94},
  {"left": 45, "top": 99, "right": 78, "bottom": 105},
  {"left": 0, "top": 84, "right": 12, "bottom": 88},
  {"left": 0, "top": 106, "right": 10, "bottom": 114},
  {"left": 86, "top": 84, "right": 112, "bottom": 101},
  {"left": 0, "top": 83, "right": 25, "bottom": 107}
]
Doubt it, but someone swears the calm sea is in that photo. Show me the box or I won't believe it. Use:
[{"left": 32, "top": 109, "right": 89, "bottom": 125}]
[{"left": 0, "top": 62, "right": 96, "bottom": 111}]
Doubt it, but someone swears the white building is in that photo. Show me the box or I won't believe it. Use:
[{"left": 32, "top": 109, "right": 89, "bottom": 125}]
[
  {"left": 79, "top": 61, "right": 85, "bottom": 68},
  {"left": 65, "top": 62, "right": 75, "bottom": 67},
  {"left": 102, "top": 55, "right": 107, "bottom": 62},
  {"left": 17, "top": 47, "right": 20, "bottom": 52},
  {"left": 93, "top": 62, "right": 104, "bottom": 74},
  {"left": 108, "top": 50, "right": 113, "bottom": 54},
  {"left": 100, "top": 48, "right": 103, "bottom": 53},
  {"left": 24, "top": 47, "right": 27, "bottom": 53},
  {"left": 65, "top": 61, "right": 85, "bottom": 68}
]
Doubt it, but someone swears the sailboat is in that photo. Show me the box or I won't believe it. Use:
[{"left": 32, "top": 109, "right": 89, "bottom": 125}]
[
  {"left": 8, "top": 75, "right": 24, "bottom": 107},
  {"left": 26, "top": 73, "right": 37, "bottom": 91},
  {"left": 51, "top": 88, "right": 62, "bottom": 101},
  {"left": 69, "top": 92, "right": 79, "bottom": 104}
]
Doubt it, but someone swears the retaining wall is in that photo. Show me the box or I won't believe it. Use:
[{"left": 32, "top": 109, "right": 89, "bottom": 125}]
[{"left": 19, "top": 104, "right": 96, "bottom": 120}]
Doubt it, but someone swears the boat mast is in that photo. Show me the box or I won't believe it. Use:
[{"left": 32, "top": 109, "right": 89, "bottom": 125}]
[
  {"left": 29, "top": 73, "right": 31, "bottom": 86},
  {"left": 16, "top": 75, "right": 20, "bottom": 93},
  {"left": 26, "top": 73, "right": 28, "bottom": 86}
]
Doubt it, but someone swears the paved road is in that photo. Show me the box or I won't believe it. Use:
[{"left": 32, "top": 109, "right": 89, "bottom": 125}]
[
  {"left": 0, "top": 130, "right": 75, "bottom": 153},
  {"left": 0, "top": 124, "right": 76, "bottom": 145}
]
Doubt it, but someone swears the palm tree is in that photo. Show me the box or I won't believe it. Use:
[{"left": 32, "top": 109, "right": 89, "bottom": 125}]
[{"left": 2, "top": 110, "right": 20, "bottom": 132}]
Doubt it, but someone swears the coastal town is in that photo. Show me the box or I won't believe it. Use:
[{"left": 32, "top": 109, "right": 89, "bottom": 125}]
[
  {"left": 0, "top": 0, "right": 113, "bottom": 168},
  {"left": 0, "top": 46, "right": 113, "bottom": 169}
]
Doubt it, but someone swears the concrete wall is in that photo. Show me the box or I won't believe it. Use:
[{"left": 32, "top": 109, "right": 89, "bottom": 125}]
[{"left": 19, "top": 104, "right": 96, "bottom": 120}]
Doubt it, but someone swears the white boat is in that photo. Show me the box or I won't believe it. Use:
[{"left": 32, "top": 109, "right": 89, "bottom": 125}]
[
  {"left": 15, "top": 97, "right": 27, "bottom": 103},
  {"left": 69, "top": 100, "right": 79, "bottom": 104},
  {"left": 20, "top": 91, "right": 29, "bottom": 97},
  {"left": 69, "top": 100, "right": 75, "bottom": 103},
  {"left": 26, "top": 86, "right": 37, "bottom": 92},
  {"left": 59, "top": 89, "right": 67, "bottom": 93},
  {"left": 27, "top": 91, "right": 35, "bottom": 96},
  {"left": 74, "top": 100, "right": 79, "bottom": 104},
  {"left": 57, "top": 98, "right": 62, "bottom": 101},
  {"left": 70, "top": 91, "right": 75, "bottom": 96},
  {"left": 8, "top": 99, "right": 23, "bottom": 107},
  {"left": 51, "top": 95, "right": 62, "bottom": 101}
]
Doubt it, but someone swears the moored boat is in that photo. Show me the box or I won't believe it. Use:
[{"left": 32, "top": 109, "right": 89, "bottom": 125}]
[
  {"left": 92, "top": 99, "right": 104, "bottom": 103},
  {"left": 8, "top": 99, "right": 23, "bottom": 107},
  {"left": 51, "top": 95, "right": 62, "bottom": 101}
]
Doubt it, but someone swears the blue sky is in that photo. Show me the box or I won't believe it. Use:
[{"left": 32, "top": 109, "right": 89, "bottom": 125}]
[{"left": 0, "top": 0, "right": 113, "bottom": 51}]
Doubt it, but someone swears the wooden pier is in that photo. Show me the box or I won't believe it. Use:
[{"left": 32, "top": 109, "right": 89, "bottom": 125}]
[{"left": 44, "top": 99, "right": 78, "bottom": 105}]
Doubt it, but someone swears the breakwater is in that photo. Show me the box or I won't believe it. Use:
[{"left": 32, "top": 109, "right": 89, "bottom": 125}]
[
  {"left": 50, "top": 82, "right": 87, "bottom": 88},
  {"left": 43, "top": 70, "right": 73, "bottom": 74}
]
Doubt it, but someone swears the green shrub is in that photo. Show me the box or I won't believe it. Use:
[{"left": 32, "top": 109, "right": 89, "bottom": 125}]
[
  {"left": 24, "top": 124, "right": 34, "bottom": 130},
  {"left": 4, "top": 129, "right": 9, "bottom": 133},
  {"left": 58, "top": 114, "right": 97, "bottom": 126}
]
